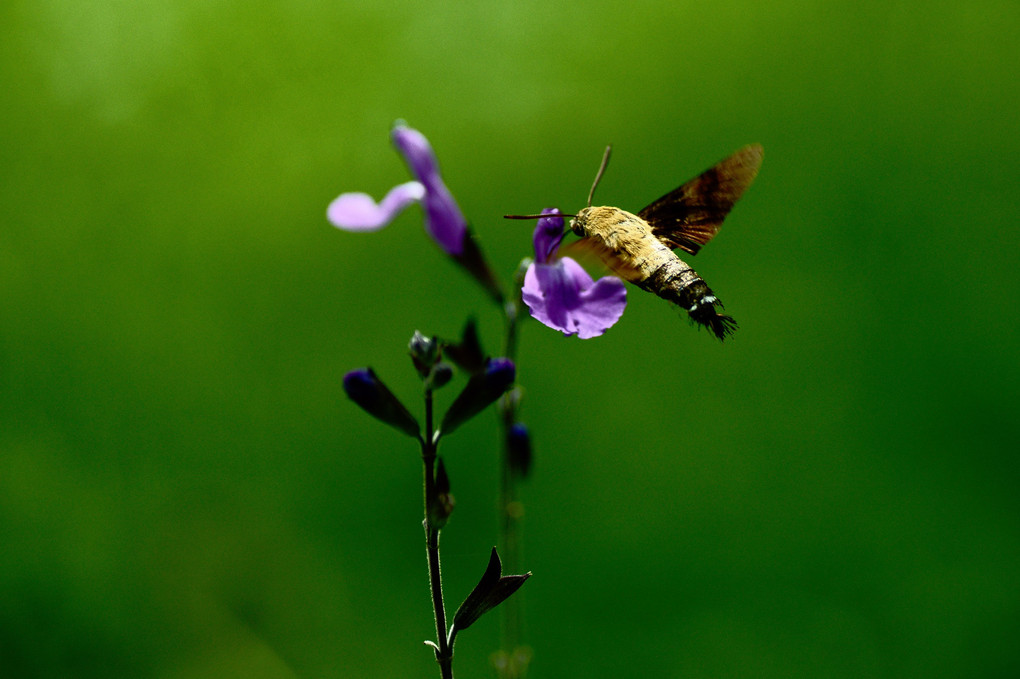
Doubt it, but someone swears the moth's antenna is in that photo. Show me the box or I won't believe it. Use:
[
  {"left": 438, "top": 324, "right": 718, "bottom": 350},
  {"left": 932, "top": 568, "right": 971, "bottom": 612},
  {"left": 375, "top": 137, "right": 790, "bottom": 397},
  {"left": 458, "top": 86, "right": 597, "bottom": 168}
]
[
  {"left": 504, "top": 145, "right": 611, "bottom": 221},
  {"left": 504, "top": 213, "right": 576, "bottom": 220},
  {"left": 587, "top": 145, "right": 612, "bottom": 207}
]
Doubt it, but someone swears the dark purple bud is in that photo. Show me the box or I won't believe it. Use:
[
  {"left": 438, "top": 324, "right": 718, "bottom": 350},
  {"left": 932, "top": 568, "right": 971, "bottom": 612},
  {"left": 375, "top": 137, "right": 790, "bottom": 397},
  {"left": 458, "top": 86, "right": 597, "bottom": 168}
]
[
  {"left": 343, "top": 368, "right": 420, "bottom": 439},
  {"left": 484, "top": 358, "right": 516, "bottom": 390},
  {"left": 439, "top": 358, "right": 517, "bottom": 437},
  {"left": 507, "top": 423, "right": 532, "bottom": 478}
]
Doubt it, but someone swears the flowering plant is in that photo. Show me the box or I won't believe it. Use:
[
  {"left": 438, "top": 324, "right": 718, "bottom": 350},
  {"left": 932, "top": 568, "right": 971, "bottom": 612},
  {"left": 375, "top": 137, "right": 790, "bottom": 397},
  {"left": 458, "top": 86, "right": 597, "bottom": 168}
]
[{"left": 328, "top": 122, "right": 631, "bottom": 678}]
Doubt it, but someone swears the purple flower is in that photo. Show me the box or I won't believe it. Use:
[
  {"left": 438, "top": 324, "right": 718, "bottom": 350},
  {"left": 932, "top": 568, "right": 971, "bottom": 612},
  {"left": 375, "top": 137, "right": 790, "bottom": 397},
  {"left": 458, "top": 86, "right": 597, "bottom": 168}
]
[
  {"left": 327, "top": 123, "right": 468, "bottom": 255},
  {"left": 520, "top": 210, "right": 626, "bottom": 339}
]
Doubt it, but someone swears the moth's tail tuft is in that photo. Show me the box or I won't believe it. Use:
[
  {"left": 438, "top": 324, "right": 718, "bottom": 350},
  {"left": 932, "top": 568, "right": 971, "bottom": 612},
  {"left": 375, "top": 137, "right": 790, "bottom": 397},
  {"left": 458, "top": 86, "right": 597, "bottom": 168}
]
[
  {"left": 648, "top": 273, "right": 739, "bottom": 341},
  {"left": 699, "top": 311, "right": 738, "bottom": 341},
  {"left": 688, "top": 297, "right": 738, "bottom": 341}
]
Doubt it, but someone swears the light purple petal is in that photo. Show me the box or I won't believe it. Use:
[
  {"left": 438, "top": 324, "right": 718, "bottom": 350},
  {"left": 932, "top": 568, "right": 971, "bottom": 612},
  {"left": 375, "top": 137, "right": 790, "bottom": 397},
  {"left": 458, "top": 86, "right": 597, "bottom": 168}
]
[
  {"left": 327, "top": 181, "right": 425, "bottom": 231},
  {"left": 521, "top": 257, "right": 626, "bottom": 339},
  {"left": 391, "top": 124, "right": 467, "bottom": 255},
  {"left": 576, "top": 277, "right": 630, "bottom": 335},
  {"left": 532, "top": 209, "right": 565, "bottom": 264},
  {"left": 421, "top": 181, "right": 467, "bottom": 255},
  {"left": 523, "top": 257, "right": 587, "bottom": 331},
  {"left": 391, "top": 126, "right": 440, "bottom": 188}
]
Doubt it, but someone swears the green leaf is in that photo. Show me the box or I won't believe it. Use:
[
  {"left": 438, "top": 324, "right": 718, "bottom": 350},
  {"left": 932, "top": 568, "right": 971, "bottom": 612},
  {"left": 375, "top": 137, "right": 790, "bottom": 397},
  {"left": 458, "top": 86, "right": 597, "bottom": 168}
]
[{"left": 451, "top": 548, "right": 530, "bottom": 633}]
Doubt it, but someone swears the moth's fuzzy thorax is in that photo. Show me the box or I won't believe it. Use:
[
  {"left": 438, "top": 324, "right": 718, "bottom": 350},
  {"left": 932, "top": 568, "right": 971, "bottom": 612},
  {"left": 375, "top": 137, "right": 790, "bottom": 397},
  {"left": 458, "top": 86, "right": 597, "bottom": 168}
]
[{"left": 570, "top": 206, "right": 632, "bottom": 237}]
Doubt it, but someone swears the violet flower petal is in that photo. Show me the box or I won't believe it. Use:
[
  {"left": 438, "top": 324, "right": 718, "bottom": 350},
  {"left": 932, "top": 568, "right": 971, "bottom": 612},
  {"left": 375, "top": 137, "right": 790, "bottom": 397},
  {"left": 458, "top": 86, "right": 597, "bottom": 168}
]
[
  {"left": 327, "top": 181, "right": 425, "bottom": 231},
  {"left": 391, "top": 125, "right": 440, "bottom": 185},
  {"left": 521, "top": 257, "right": 626, "bottom": 339},
  {"left": 532, "top": 209, "right": 565, "bottom": 265},
  {"left": 391, "top": 124, "right": 468, "bottom": 255}
]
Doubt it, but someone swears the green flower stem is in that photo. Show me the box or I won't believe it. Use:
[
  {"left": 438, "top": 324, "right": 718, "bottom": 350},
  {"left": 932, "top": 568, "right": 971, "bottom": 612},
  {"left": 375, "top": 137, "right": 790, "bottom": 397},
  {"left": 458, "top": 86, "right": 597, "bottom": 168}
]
[
  {"left": 496, "top": 300, "right": 530, "bottom": 679},
  {"left": 422, "top": 387, "right": 454, "bottom": 679}
]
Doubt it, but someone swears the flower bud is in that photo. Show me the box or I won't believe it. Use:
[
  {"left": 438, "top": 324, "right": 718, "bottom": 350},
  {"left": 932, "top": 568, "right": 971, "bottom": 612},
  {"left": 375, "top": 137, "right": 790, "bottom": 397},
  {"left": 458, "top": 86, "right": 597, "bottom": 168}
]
[
  {"left": 484, "top": 358, "right": 516, "bottom": 390},
  {"left": 343, "top": 368, "right": 420, "bottom": 439},
  {"left": 507, "top": 423, "right": 532, "bottom": 478},
  {"left": 439, "top": 358, "right": 516, "bottom": 437},
  {"left": 427, "top": 362, "right": 454, "bottom": 390},
  {"left": 409, "top": 331, "right": 440, "bottom": 378}
]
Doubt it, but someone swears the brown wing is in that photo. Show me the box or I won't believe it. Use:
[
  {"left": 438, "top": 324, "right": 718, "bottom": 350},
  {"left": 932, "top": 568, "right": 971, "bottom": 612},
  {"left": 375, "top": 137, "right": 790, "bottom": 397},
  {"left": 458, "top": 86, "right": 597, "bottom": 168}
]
[{"left": 638, "top": 144, "right": 763, "bottom": 255}]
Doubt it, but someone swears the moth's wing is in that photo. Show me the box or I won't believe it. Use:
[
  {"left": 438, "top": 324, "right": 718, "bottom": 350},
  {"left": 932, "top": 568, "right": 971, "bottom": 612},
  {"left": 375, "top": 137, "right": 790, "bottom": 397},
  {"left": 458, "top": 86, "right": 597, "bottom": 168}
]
[
  {"left": 638, "top": 144, "right": 763, "bottom": 255},
  {"left": 560, "top": 238, "right": 644, "bottom": 283}
]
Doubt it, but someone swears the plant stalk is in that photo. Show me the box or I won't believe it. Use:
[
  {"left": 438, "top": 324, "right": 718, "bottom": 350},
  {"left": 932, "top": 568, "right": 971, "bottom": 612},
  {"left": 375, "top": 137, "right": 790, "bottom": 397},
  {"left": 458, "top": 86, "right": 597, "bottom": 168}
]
[
  {"left": 495, "top": 300, "right": 530, "bottom": 678},
  {"left": 422, "top": 387, "right": 454, "bottom": 679}
]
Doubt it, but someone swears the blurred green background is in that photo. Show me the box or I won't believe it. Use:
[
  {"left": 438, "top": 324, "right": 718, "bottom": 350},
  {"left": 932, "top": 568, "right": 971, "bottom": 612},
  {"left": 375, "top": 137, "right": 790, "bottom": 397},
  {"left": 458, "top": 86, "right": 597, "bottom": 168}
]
[{"left": 2, "top": 0, "right": 1017, "bottom": 677}]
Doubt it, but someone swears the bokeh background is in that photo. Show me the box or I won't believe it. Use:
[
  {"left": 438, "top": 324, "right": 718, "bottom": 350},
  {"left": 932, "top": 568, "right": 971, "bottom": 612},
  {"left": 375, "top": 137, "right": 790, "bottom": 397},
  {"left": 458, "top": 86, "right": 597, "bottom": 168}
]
[{"left": 2, "top": 1, "right": 1017, "bottom": 677}]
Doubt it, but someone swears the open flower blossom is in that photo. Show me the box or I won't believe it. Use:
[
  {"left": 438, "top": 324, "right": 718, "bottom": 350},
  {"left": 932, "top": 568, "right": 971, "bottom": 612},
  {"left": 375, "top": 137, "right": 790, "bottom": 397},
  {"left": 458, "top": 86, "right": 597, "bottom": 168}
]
[
  {"left": 327, "top": 123, "right": 468, "bottom": 256},
  {"left": 520, "top": 210, "right": 627, "bottom": 339},
  {"left": 327, "top": 123, "right": 504, "bottom": 303}
]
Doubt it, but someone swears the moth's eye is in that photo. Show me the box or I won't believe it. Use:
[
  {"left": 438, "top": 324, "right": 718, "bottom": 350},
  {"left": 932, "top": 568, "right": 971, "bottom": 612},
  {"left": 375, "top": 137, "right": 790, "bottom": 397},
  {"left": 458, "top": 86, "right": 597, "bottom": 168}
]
[{"left": 569, "top": 217, "right": 584, "bottom": 235}]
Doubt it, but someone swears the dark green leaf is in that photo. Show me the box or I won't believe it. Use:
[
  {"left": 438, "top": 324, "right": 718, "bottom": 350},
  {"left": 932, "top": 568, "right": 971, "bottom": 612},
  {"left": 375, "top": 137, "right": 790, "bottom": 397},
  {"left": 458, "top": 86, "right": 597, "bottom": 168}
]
[
  {"left": 442, "top": 317, "right": 487, "bottom": 375},
  {"left": 452, "top": 547, "right": 530, "bottom": 633}
]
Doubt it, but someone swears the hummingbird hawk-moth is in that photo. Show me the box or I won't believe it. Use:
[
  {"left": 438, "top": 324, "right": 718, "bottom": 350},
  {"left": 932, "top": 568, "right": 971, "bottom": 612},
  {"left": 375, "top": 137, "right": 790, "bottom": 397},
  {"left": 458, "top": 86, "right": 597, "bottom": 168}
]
[{"left": 508, "top": 144, "right": 763, "bottom": 340}]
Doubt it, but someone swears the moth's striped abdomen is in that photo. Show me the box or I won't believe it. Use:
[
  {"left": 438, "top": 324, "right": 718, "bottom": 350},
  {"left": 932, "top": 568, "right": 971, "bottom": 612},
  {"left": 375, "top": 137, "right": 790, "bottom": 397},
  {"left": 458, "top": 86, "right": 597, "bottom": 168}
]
[
  {"left": 572, "top": 206, "right": 737, "bottom": 340},
  {"left": 639, "top": 261, "right": 737, "bottom": 340}
]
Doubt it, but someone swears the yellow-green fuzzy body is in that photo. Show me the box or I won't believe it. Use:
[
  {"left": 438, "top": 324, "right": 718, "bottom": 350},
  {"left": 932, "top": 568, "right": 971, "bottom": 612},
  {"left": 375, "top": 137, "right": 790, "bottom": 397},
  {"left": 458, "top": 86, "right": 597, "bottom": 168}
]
[
  {"left": 570, "top": 206, "right": 736, "bottom": 340},
  {"left": 571, "top": 206, "right": 699, "bottom": 288}
]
